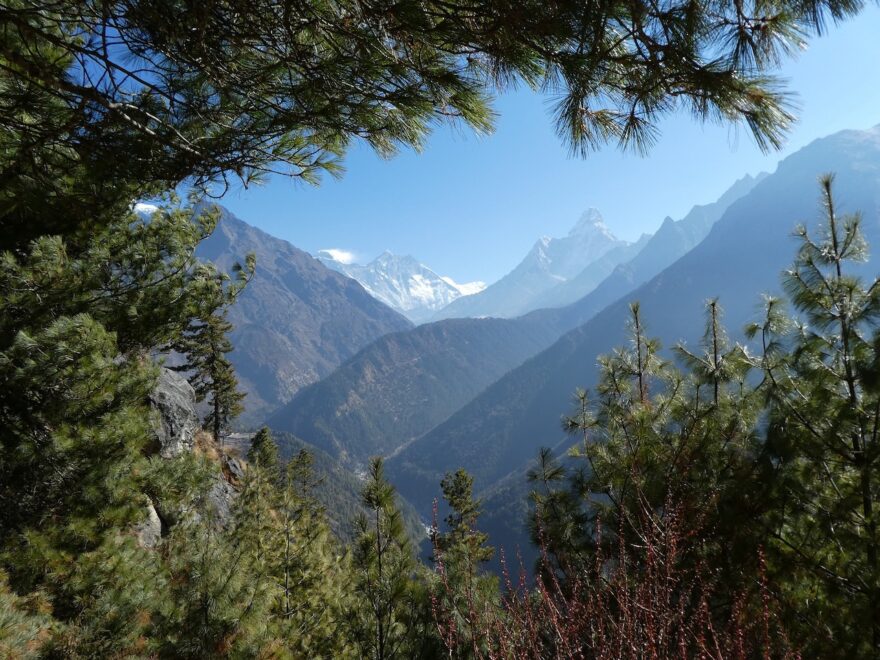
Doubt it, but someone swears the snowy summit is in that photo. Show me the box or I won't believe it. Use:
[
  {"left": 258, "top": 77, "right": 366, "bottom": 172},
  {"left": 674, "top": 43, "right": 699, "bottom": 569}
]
[{"left": 316, "top": 249, "right": 485, "bottom": 323}]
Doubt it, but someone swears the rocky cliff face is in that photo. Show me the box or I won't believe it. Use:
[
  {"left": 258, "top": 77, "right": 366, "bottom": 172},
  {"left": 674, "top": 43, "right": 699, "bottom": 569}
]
[
  {"left": 138, "top": 368, "right": 241, "bottom": 546},
  {"left": 148, "top": 368, "right": 198, "bottom": 458}
]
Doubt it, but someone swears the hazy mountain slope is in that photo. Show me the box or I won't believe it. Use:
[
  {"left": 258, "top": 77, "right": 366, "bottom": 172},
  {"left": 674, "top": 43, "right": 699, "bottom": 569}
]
[
  {"left": 195, "top": 207, "right": 412, "bottom": 424},
  {"left": 433, "top": 209, "right": 626, "bottom": 320},
  {"left": 538, "top": 233, "right": 651, "bottom": 309},
  {"left": 266, "top": 171, "right": 764, "bottom": 470},
  {"left": 317, "top": 250, "right": 484, "bottom": 323},
  {"left": 266, "top": 432, "right": 425, "bottom": 543},
  {"left": 387, "top": 126, "right": 880, "bottom": 515},
  {"left": 547, "top": 172, "right": 765, "bottom": 330},
  {"left": 267, "top": 314, "right": 561, "bottom": 467}
]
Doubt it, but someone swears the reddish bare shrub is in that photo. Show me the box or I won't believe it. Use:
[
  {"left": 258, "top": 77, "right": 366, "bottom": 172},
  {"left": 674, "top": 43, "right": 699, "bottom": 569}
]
[{"left": 432, "top": 492, "right": 798, "bottom": 659}]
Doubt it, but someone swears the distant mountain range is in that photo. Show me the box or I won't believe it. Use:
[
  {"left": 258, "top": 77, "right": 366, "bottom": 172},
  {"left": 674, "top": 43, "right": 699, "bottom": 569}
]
[
  {"left": 267, "top": 167, "right": 762, "bottom": 471},
  {"left": 432, "top": 209, "right": 631, "bottom": 320},
  {"left": 386, "top": 125, "right": 880, "bottom": 546},
  {"left": 176, "top": 125, "right": 880, "bottom": 567},
  {"left": 193, "top": 208, "right": 412, "bottom": 425},
  {"left": 317, "top": 250, "right": 486, "bottom": 323}
]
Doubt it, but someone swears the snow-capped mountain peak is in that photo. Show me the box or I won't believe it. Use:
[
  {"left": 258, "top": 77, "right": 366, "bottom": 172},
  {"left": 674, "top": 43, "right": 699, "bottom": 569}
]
[
  {"left": 315, "top": 250, "right": 484, "bottom": 324},
  {"left": 431, "top": 207, "right": 628, "bottom": 321},
  {"left": 568, "top": 207, "right": 614, "bottom": 239}
]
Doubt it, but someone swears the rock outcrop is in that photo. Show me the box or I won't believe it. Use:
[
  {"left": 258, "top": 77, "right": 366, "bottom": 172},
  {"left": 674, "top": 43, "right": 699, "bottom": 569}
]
[
  {"left": 137, "top": 367, "right": 241, "bottom": 545},
  {"left": 135, "top": 503, "right": 162, "bottom": 548},
  {"left": 148, "top": 368, "right": 197, "bottom": 458}
]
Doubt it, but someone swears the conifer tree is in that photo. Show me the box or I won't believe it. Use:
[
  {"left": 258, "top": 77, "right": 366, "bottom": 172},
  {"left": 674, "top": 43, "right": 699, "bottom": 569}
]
[
  {"left": 535, "top": 299, "right": 766, "bottom": 624},
  {"left": 749, "top": 174, "right": 880, "bottom": 656},
  {"left": 174, "top": 259, "right": 254, "bottom": 440},
  {"left": 436, "top": 470, "right": 494, "bottom": 566},
  {"left": 0, "top": 202, "right": 259, "bottom": 652},
  {"left": 3, "top": 0, "right": 850, "bottom": 251},
  {"left": 247, "top": 427, "right": 280, "bottom": 478},
  {"left": 273, "top": 451, "right": 353, "bottom": 657},
  {"left": 349, "top": 458, "right": 420, "bottom": 660},
  {"left": 430, "top": 469, "right": 498, "bottom": 658},
  {"left": 157, "top": 513, "right": 275, "bottom": 657},
  {"left": 0, "top": 570, "right": 54, "bottom": 658}
]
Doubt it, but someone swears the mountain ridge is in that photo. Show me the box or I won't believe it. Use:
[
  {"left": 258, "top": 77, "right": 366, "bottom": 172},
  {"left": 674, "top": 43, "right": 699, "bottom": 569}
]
[
  {"left": 317, "top": 249, "right": 485, "bottom": 323},
  {"left": 386, "top": 126, "right": 880, "bottom": 521},
  {"left": 194, "top": 207, "right": 413, "bottom": 424},
  {"left": 432, "top": 208, "right": 629, "bottom": 320}
]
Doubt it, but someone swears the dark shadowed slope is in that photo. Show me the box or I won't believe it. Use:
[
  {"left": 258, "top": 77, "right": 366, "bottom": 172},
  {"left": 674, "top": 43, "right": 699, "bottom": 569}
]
[
  {"left": 387, "top": 126, "right": 880, "bottom": 515},
  {"left": 196, "top": 206, "right": 412, "bottom": 425},
  {"left": 267, "top": 314, "right": 561, "bottom": 467}
]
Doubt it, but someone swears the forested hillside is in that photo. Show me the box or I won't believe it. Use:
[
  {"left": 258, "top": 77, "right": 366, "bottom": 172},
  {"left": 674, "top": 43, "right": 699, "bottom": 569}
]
[{"left": 268, "top": 315, "right": 562, "bottom": 465}]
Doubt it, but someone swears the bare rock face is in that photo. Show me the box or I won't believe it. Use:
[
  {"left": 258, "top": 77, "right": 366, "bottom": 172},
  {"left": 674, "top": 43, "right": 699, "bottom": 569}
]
[
  {"left": 223, "top": 455, "right": 248, "bottom": 485},
  {"left": 205, "top": 479, "right": 237, "bottom": 525},
  {"left": 149, "top": 368, "right": 197, "bottom": 458},
  {"left": 146, "top": 367, "right": 240, "bottom": 531},
  {"left": 135, "top": 503, "right": 163, "bottom": 549}
]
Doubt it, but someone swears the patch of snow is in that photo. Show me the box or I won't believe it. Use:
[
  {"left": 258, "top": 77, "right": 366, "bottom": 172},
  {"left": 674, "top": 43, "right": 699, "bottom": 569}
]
[
  {"left": 407, "top": 273, "right": 441, "bottom": 305},
  {"left": 440, "top": 276, "right": 486, "bottom": 296}
]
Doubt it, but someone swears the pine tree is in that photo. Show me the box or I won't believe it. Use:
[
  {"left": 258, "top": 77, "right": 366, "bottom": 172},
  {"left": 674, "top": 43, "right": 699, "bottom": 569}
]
[
  {"left": 0, "top": 570, "right": 54, "bottom": 658},
  {"left": 532, "top": 299, "right": 767, "bottom": 632},
  {"left": 247, "top": 427, "right": 280, "bottom": 480},
  {"left": 3, "top": 0, "right": 847, "bottom": 251},
  {"left": 271, "top": 451, "right": 353, "bottom": 657},
  {"left": 349, "top": 458, "right": 421, "bottom": 660},
  {"left": 0, "top": 201, "right": 256, "bottom": 651},
  {"left": 436, "top": 470, "right": 494, "bottom": 566},
  {"left": 749, "top": 174, "right": 880, "bottom": 656},
  {"left": 430, "top": 469, "right": 498, "bottom": 659},
  {"left": 174, "top": 261, "right": 253, "bottom": 440}
]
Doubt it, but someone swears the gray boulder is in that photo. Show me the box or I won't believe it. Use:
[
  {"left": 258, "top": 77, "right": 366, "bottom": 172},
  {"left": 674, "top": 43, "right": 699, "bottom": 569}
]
[
  {"left": 135, "top": 503, "right": 163, "bottom": 548},
  {"left": 224, "top": 455, "right": 248, "bottom": 484},
  {"left": 149, "top": 368, "right": 197, "bottom": 458},
  {"left": 205, "top": 479, "right": 237, "bottom": 526},
  {"left": 146, "top": 367, "right": 239, "bottom": 529}
]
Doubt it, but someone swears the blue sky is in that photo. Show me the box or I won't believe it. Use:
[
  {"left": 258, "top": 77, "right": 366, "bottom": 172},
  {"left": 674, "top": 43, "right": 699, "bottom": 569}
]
[{"left": 217, "top": 7, "right": 880, "bottom": 285}]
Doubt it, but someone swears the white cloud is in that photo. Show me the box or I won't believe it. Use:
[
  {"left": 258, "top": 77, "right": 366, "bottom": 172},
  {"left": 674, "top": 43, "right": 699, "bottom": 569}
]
[
  {"left": 440, "top": 276, "right": 487, "bottom": 297},
  {"left": 133, "top": 202, "right": 159, "bottom": 215},
  {"left": 318, "top": 248, "right": 357, "bottom": 265}
]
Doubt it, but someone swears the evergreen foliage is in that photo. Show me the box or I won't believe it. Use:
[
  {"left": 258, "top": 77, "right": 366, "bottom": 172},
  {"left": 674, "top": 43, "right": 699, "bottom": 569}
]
[
  {"left": 430, "top": 469, "right": 499, "bottom": 658},
  {"left": 247, "top": 426, "right": 281, "bottom": 479},
  {"left": 173, "top": 255, "right": 254, "bottom": 439},
  {"left": 349, "top": 458, "right": 425, "bottom": 659},
  {"left": 748, "top": 174, "right": 880, "bottom": 655},
  {"left": 513, "top": 177, "right": 880, "bottom": 657},
  {"left": 4, "top": 0, "right": 851, "bottom": 250},
  {"left": 0, "top": 571, "right": 54, "bottom": 658}
]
